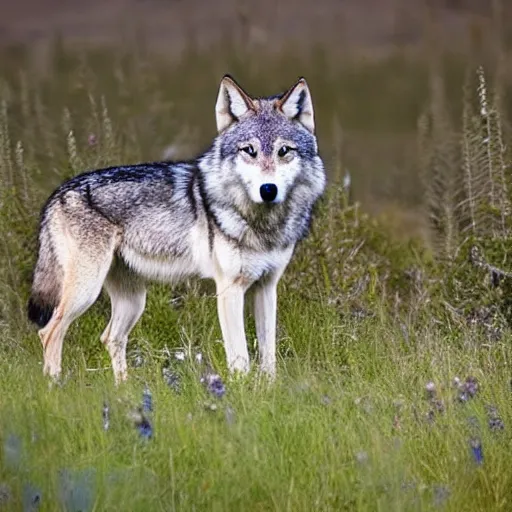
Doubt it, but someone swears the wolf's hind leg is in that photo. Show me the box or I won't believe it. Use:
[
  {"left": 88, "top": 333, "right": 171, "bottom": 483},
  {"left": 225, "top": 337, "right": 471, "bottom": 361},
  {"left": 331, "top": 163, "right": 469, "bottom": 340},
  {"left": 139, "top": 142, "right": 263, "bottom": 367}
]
[
  {"left": 40, "top": 253, "right": 114, "bottom": 380},
  {"left": 101, "top": 260, "right": 146, "bottom": 384}
]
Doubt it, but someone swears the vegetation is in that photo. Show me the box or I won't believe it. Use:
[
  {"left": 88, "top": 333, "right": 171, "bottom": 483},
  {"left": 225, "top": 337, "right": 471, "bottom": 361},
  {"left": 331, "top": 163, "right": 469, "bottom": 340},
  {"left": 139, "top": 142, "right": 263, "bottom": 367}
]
[{"left": 1, "top": 24, "right": 512, "bottom": 510}]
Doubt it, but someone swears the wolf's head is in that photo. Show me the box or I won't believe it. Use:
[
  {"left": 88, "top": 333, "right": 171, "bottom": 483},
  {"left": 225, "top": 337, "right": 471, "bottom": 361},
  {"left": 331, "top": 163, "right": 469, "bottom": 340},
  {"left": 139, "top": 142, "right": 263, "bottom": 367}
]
[{"left": 211, "top": 75, "right": 324, "bottom": 206}]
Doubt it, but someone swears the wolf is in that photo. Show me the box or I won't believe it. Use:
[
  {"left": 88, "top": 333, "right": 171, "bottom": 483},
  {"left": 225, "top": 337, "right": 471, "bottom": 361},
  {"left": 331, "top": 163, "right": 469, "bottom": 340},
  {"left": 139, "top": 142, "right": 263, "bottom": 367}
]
[{"left": 27, "top": 75, "right": 326, "bottom": 383}]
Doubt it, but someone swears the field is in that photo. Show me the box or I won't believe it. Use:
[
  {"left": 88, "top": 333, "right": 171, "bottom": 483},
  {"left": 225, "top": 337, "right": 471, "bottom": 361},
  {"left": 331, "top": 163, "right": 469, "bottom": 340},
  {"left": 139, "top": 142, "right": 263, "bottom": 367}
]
[{"left": 1, "top": 4, "right": 512, "bottom": 510}]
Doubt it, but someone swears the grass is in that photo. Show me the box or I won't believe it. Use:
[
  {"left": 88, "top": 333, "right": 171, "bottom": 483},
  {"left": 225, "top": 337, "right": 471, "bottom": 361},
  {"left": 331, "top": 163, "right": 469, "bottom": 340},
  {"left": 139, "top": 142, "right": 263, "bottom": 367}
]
[
  {"left": 1, "top": 33, "right": 512, "bottom": 510},
  {"left": 1, "top": 318, "right": 511, "bottom": 510}
]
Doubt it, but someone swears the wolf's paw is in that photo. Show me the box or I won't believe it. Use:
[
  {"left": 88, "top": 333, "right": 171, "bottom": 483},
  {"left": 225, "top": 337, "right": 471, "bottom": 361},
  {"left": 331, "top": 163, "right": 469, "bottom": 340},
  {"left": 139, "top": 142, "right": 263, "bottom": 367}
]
[
  {"left": 44, "top": 370, "right": 64, "bottom": 390},
  {"left": 228, "top": 356, "right": 250, "bottom": 375},
  {"left": 228, "top": 369, "right": 250, "bottom": 385}
]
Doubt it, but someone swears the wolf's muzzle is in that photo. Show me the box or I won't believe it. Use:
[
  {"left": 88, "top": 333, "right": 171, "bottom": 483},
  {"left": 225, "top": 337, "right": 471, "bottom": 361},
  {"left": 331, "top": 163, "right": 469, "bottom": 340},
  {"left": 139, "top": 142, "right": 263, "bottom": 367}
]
[{"left": 260, "top": 183, "right": 278, "bottom": 202}]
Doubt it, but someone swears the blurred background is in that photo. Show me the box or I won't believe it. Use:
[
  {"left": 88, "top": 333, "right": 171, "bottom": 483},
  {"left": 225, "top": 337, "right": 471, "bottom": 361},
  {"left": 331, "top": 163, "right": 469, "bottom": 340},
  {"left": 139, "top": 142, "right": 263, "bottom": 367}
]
[
  {"left": 0, "top": 0, "right": 507, "bottom": 55},
  {"left": 0, "top": 0, "right": 511, "bottom": 245}
]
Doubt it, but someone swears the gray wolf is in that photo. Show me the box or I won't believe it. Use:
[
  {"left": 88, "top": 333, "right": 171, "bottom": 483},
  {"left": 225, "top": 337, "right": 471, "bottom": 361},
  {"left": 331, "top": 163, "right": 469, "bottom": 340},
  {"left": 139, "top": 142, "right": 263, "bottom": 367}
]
[{"left": 27, "top": 75, "right": 326, "bottom": 383}]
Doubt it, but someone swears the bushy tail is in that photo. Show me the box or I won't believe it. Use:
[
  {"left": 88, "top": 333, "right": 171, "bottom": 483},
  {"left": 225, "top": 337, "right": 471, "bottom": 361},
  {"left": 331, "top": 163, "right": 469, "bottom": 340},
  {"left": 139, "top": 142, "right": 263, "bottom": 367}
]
[{"left": 27, "top": 227, "right": 62, "bottom": 328}]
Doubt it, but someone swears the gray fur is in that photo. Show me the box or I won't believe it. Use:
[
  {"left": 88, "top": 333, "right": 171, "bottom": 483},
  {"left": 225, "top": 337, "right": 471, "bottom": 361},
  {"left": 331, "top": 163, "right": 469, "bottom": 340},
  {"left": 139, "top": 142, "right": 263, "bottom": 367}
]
[{"left": 28, "top": 75, "right": 327, "bottom": 382}]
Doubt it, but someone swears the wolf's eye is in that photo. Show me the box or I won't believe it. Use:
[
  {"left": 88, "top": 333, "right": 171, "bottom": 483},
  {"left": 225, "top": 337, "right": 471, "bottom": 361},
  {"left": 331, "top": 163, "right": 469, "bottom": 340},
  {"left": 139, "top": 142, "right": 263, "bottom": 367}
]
[
  {"left": 278, "top": 145, "right": 294, "bottom": 158},
  {"left": 240, "top": 144, "right": 257, "bottom": 158}
]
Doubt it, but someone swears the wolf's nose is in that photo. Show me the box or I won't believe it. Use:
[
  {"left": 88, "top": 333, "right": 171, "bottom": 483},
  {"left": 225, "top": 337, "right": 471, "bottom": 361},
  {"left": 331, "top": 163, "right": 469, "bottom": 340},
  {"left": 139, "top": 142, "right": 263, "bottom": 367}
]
[{"left": 260, "top": 183, "right": 278, "bottom": 202}]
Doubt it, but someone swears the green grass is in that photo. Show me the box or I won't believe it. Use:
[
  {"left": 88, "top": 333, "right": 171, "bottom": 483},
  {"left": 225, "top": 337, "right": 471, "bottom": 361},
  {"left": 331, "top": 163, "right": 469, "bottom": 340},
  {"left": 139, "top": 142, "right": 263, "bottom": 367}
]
[
  {"left": 1, "top": 36, "right": 512, "bottom": 510},
  {"left": 1, "top": 315, "right": 511, "bottom": 511}
]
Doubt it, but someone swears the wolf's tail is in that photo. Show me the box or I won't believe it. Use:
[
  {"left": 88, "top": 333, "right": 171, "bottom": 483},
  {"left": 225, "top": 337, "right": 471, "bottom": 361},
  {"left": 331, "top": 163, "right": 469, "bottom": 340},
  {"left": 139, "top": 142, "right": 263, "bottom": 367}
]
[{"left": 27, "top": 225, "right": 62, "bottom": 328}]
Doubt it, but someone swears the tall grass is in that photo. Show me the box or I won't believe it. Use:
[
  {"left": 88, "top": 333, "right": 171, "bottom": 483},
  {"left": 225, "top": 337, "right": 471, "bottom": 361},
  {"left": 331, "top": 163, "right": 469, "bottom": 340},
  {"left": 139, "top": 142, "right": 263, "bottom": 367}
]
[{"left": 0, "top": 34, "right": 512, "bottom": 510}]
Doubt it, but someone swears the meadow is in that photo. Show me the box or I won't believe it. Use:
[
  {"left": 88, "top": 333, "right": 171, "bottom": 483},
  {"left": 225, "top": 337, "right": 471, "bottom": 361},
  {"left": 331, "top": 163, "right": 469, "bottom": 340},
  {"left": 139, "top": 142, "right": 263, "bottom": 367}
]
[{"left": 1, "top": 20, "right": 512, "bottom": 510}]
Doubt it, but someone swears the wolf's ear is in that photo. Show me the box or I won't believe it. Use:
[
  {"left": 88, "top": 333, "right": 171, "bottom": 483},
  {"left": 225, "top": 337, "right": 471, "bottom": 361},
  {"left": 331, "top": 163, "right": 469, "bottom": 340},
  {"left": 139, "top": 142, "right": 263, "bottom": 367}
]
[
  {"left": 215, "top": 75, "right": 256, "bottom": 133},
  {"left": 276, "top": 78, "right": 315, "bottom": 133}
]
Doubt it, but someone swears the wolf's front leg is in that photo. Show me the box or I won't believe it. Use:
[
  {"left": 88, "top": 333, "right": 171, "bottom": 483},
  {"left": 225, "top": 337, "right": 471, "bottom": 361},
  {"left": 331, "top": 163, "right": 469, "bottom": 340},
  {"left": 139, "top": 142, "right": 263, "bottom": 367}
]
[
  {"left": 216, "top": 280, "right": 250, "bottom": 374},
  {"left": 253, "top": 246, "right": 294, "bottom": 379},
  {"left": 253, "top": 275, "right": 279, "bottom": 378}
]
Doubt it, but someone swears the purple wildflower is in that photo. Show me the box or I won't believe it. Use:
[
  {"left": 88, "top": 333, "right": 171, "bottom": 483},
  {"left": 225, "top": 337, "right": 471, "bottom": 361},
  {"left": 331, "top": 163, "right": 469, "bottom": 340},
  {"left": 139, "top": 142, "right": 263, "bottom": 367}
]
[
  {"left": 102, "top": 402, "right": 110, "bottom": 431},
  {"left": 201, "top": 372, "right": 226, "bottom": 399},
  {"left": 470, "top": 437, "right": 483, "bottom": 465},
  {"left": 488, "top": 416, "right": 505, "bottom": 432},
  {"left": 128, "top": 405, "right": 153, "bottom": 441},
  {"left": 87, "top": 134, "right": 97, "bottom": 146},
  {"left": 129, "top": 408, "right": 153, "bottom": 440},
  {"left": 464, "top": 376, "right": 479, "bottom": 397},
  {"left": 457, "top": 376, "right": 479, "bottom": 403},
  {"left": 424, "top": 381, "right": 445, "bottom": 422},
  {"left": 137, "top": 416, "right": 153, "bottom": 440},
  {"left": 486, "top": 405, "right": 504, "bottom": 432},
  {"left": 133, "top": 387, "right": 154, "bottom": 439},
  {"left": 425, "top": 381, "right": 436, "bottom": 399}
]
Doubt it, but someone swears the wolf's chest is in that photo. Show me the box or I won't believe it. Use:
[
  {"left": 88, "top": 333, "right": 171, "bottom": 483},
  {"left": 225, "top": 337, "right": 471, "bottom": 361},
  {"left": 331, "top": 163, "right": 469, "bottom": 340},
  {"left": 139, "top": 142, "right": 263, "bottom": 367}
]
[
  {"left": 118, "top": 222, "right": 294, "bottom": 286},
  {"left": 119, "top": 223, "right": 213, "bottom": 282}
]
